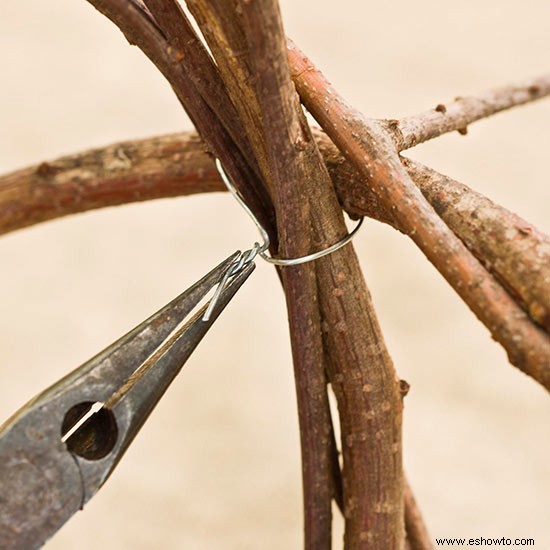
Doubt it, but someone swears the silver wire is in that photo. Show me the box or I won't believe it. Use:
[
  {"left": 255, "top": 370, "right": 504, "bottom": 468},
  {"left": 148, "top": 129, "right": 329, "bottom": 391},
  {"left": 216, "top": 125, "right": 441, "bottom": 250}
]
[
  {"left": 203, "top": 159, "right": 364, "bottom": 321},
  {"left": 215, "top": 158, "right": 364, "bottom": 267},
  {"left": 202, "top": 243, "right": 261, "bottom": 321}
]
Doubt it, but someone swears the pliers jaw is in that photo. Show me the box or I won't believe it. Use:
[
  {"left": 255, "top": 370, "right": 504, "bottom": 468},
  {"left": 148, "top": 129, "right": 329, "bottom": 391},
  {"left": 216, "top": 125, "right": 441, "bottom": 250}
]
[{"left": 0, "top": 252, "right": 254, "bottom": 548}]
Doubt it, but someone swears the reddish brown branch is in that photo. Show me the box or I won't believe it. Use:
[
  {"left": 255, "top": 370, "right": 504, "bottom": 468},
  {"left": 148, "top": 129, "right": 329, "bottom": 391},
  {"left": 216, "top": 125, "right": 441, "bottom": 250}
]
[
  {"left": 186, "top": 2, "right": 335, "bottom": 546},
  {"left": 404, "top": 477, "right": 432, "bottom": 550},
  {"left": 287, "top": 40, "right": 550, "bottom": 390},
  {"left": 237, "top": 2, "right": 404, "bottom": 547},
  {"left": 232, "top": 3, "right": 338, "bottom": 546},
  {"left": 402, "top": 159, "right": 550, "bottom": 332},
  {"left": 3, "top": 130, "right": 550, "bottom": 333},
  {"left": 3, "top": 130, "right": 549, "bottom": 338},
  {"left": 85, "top": 0, "right": 276, "bottom": 241},
  {"left": 391, "top": 74, "right": 550, "bottom": 150},
  {"left": 0, "top": 133, "right": 218, "bottom": 235},
  {"left": 184, "top": 0, "right": 272, "bottom": 182},
  {"left": 316, "top": 132, "right": 550, "bottom": 333},
  {"left": 140, "top": 0, "right": 255, "bottom": 168}
]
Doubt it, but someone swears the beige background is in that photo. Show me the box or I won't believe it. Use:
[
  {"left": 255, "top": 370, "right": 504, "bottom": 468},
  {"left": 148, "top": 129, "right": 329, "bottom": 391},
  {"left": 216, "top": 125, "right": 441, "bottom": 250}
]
[{"left": 1, "top": 1, "right": 549, "bottom": 548}]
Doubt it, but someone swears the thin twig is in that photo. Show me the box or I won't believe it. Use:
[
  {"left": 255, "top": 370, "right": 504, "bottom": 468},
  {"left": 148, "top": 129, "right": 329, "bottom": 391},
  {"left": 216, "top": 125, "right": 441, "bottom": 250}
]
[
  {"left": 402, "top": 158, "right": 550, "bottom": 332},
  {"left": 0, "top": 133, "right": 217, "bottom": 235},
  {"left": 141, "top": 0, "right": 262, "bottom": 180},
  {"left": 233, "top": 2, "right": 338, "bottom": 546},
  {"left": 3, "top": 129, "right": 549, "bottom": 338},
  {"left": 404, "top": 477, "right": 432, "bottom": 550},
  {"left": 391, "top": 74, "right": 550, "bottom": 151},
  {"left": 3, "top": 129, "right": 550, "bottom": 335},
  {"left": 184, "top": 0, "right": 273, "bottom": 182},
  {"left": 238, "top": 2, "right": 404, "bottom": 547},
  {"left": 316, "top": 130, "right": 550, "bottom": 333},
  {"left": 186, "top": 1, "right": 335, "bottom": 546},
  {"left": 287, "top": 40, "right": 550, "bottom": 390},
  {"left": 86, "top": 0, "right": 276, "bottom": 242}
]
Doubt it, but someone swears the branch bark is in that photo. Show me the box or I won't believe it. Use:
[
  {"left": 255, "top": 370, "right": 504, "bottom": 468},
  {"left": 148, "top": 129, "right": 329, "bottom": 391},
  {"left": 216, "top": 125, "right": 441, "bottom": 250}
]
[
  {"left": 184, "top": 0, "right": 272, "bottom": 182},
  {"left": 404, "top": 477, "right": 432, "bottom": 550},
  {"left": 3, "top": 129, "right": 549, "bottom": 341},
  {"left": 3, "top": 129, "right": 549, "bottom": 340},
  {"left": 402, "top": 159, "right": 550, "bottom": 331},
  {"left": 181, "top": 2, "right": 335, "bottom": 545},
  {"left": 230, "top": 1, "right": 404, "bottom": 546},
  {"left": 390, "top": 74, "right": 550, "bottom": 151},
  {"left": 85, "top": 0, "right": 276, "bottom": 241},
  {"left": 287, "top": 41, "right": 550, "bottom": 390},
  {"left": 317, "top": 133, "right": 550, "bottom": 333}
]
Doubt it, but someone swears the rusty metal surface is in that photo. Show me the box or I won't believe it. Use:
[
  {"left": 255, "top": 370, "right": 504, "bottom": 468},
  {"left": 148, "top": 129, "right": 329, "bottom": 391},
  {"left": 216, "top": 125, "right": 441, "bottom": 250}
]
[{"left": 0, "top": 253, "right": 254, "bottom": 548}]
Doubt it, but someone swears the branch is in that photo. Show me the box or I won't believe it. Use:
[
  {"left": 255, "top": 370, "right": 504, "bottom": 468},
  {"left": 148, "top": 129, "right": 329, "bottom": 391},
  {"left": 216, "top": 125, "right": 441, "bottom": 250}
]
[
  {"left": 238, "top": 4, "right": 334, "bottom": 546},
  {"left": 85, "top": 0, "right": 276, "bottom": 242},
  {"left": 0, "top": 133, "right": 220, "bottom": 235},
  {"left": 185, "top": 2, "right": 335, "bottom": 546},
  {"left": 3, "top": 129, "right": 550, "bottom": 331},
  {"left": 184, "top": 0, "right": 272, "bottom": 183},
  {"left": 3, "top": 129, "right": 549, "bottom": 336},
  {"left": 404, "top": 477, "right": 432, "bottom": 550},
  {"left": 238, "top": 2, "right": 404, "bottom": 547},
  {"left": 402, "top": 158, "right": 550, "bottom": 332},
  {"left": 287, "top": 40, "right": 550, "bottom": 391},
  {"left": 390, "top": 74, "right": 550, "bottom": 150},
  {"left": 316, "top": 131, "right": 550, "bottom": 333}
]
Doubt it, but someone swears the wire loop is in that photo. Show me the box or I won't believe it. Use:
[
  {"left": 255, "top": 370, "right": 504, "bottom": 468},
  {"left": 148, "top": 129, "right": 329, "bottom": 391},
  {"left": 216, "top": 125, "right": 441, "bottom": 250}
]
[{"left": 215, "top": 159, "right": 363, "bottom": 267}]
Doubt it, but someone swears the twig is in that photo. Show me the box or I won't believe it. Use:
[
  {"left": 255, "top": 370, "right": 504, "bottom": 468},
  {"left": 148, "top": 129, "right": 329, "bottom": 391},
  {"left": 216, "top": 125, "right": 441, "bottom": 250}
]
[
  {"left": 85, "top": 0, "right": 276, "bottom": 242},
  {"left": 287, "top": 40, "right": 550, "bottom": 390},
  {"left": 184, "top": 0, "right": 273, "bottom": 182},
  {"left": 3, "top": 130, "right": 550, "bottom": 335},
  {"left": 233, "top": 2, "right": 339, "bottom": 546},
  {"left": 316, "top": 131, "right": 550, "bottom": 333},
  {"left": 404, "top": 477, "right": 432, "bottom": 550},
  {"left": 238, "top": 2, "right": 404, "bottom": 547},
  {"left": 140, "top": 0, "right": 257, "bottom": 169},
  {"left": 3, "top": 129, "right": 549, "bottom": 335},
  {"left": 0, "top": 133, "right": 219, "bottom": 236},
  {"left": 402, "top": 159, "right": 550, "bottom": 332},
  {"left": 186, "top": 1, "right": 335, "bottom": 546},
  {"left": 390, "top": 74, "right": 550, "bottom": 151}
]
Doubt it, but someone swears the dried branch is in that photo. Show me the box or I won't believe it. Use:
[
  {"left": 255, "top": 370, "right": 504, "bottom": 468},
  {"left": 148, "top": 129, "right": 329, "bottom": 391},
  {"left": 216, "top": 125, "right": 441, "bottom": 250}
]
[
  {"left": 185, "top": 1, "right": 335, "bottom": 546},
  {"left": 402, "top": 159, "right": 550, "bottom": 332},
  {"left": 0, "top": 133, "right": 218, "bottom": 235},
  {"left": 404, "top": 477, "right": 432, "bottom": 550},
  {"left": 237, "top": 3, "right": 404, "bottom": 547},
  {"left": 317, "top": 132, "right": 550, "bottom": 333},
  {"left": 3, "top": 128, "right": 549, "bottom": 336},
  {"left": 184, "top": 0, "right": 272, "bottom": 181},
  {"left": 287, "top": 41, "right": 550, "bottom": 390},
  {"left": 85, "top": 0, "right": 276, "bottom": 241},
  {"left": 140, "top": 0, "right": 253, "bottom": 166},
  {"left": 390, "top": 74, "right": 550, "bottom": 151}
]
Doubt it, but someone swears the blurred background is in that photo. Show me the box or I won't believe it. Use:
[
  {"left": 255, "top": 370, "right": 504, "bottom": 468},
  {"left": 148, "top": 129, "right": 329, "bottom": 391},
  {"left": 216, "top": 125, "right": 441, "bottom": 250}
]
[{"left": 0, "top": 1, "right": 548, "bottom": 547}]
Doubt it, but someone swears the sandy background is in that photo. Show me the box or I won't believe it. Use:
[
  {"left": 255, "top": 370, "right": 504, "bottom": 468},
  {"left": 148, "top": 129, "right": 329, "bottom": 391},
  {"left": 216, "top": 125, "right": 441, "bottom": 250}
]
[{"left": 0, "top": 1, "right": 549, "bottom": 548}]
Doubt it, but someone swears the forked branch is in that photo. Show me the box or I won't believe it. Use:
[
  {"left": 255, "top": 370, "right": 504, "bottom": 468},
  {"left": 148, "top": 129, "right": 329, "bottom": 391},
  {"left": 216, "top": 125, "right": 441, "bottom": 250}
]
[
  {"left": 230, "top": 1, "right": 405, "bottom": 546},
  {"left": 287, "top": 41, "right": 550, "bottom": 390},
  {"left": 2, "top": 127, "right": 549, "bottom": 389}
]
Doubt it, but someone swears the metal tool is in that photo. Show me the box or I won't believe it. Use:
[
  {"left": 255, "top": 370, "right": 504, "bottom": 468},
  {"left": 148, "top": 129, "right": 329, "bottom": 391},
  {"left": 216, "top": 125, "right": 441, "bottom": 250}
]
[{"left": 0, "top": 252, "right": 254, "bottom": 549}]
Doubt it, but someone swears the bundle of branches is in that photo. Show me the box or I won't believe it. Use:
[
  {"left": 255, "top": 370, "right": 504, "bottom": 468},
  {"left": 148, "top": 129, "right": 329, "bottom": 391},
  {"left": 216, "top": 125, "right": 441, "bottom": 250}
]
[{"left": 1, "top": 1, "right": 548, "bottom": 547}]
